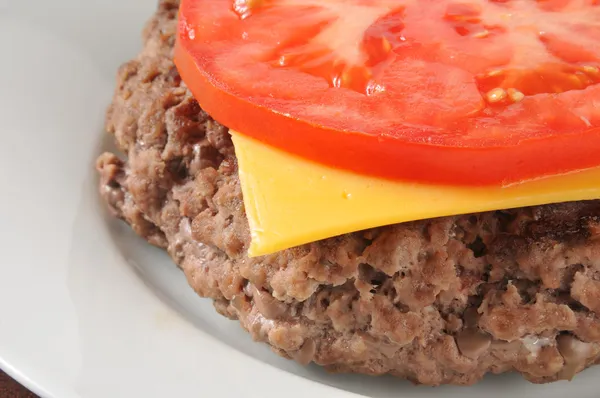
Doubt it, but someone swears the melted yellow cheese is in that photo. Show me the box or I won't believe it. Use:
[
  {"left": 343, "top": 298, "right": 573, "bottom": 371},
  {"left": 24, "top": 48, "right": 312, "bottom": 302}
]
[{"left": 231, "top": 132, "right": 600, "bottom": 257}]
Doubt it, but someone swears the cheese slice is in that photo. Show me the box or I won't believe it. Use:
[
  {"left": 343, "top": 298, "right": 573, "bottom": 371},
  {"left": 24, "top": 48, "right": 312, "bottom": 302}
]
[{"left": 231, "top": 131, "right": 600, "bottom": 257}]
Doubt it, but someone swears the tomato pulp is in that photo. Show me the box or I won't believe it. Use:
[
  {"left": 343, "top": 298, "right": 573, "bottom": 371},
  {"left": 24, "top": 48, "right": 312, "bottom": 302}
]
[{"left": 175, "top": 0, "right": 600, "bottom": 186}]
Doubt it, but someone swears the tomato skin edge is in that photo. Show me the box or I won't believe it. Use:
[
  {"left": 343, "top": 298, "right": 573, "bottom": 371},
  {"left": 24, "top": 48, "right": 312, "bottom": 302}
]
[{"left": 174, "top": 22, "right": 600, "bottom": 187}]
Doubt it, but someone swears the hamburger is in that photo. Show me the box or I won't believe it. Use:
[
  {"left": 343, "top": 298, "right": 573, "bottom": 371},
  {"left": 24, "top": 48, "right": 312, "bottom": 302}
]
[{"left": 97, "top": 0, "right": 600, "bottom": 386}]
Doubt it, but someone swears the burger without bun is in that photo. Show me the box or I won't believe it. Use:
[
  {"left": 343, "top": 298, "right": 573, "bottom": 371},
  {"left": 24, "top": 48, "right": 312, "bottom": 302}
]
[{"left": 97, "top": 0, "right": 600, "bottom": 386}]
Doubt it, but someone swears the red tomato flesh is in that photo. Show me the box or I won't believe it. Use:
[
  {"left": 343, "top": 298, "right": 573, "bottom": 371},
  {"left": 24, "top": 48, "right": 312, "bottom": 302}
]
[{"left": 175, "top": 0, "right": 600, "bottom": 186}]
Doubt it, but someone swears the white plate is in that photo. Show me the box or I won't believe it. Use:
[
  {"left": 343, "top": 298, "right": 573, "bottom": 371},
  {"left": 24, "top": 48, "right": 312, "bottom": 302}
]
[{"left": 0, "top": 1, "right": 598, "bottom": 397}]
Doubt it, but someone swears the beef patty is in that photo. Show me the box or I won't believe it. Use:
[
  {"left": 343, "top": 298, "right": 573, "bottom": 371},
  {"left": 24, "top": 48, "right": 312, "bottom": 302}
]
[{"left": 97, "top": 0, "right": 600, "bottom": 386}]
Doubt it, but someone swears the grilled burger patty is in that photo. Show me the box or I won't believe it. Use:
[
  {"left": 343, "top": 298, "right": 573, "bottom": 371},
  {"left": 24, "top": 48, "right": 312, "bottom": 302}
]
[{"left": 97, "top": 0, "right": 600, "bottom": 385}]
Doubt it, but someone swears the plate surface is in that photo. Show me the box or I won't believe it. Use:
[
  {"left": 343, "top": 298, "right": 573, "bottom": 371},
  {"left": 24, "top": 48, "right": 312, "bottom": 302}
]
[{"left": 0, "top": 1, "right": 598, "bottom": 397}]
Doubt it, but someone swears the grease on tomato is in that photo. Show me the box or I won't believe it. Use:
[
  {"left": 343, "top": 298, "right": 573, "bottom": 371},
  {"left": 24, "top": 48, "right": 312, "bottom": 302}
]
[{"left": 175, "top": 0, "right": 600, "bottom": 186}]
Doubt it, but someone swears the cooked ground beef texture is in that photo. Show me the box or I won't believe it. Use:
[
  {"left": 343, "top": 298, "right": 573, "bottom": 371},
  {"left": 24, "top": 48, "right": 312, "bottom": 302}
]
[{"left": 97, "top": 0, "right": 600, "bottom": 386}]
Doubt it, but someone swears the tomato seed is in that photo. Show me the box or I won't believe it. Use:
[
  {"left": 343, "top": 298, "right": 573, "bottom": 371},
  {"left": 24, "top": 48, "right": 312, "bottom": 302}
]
[
  {"left": 486, "top": 87, "right": 507, "bottom": 103},
  {"left": 507, "top": 88, "right": 525, "bottom": 103}
]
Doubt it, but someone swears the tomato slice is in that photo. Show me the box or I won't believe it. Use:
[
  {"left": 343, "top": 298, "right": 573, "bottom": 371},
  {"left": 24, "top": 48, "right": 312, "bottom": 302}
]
[{"left": 175, "top": 0, "right": 600, "bottom": 186}]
